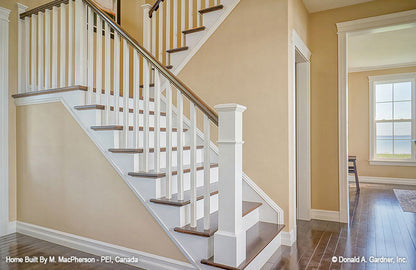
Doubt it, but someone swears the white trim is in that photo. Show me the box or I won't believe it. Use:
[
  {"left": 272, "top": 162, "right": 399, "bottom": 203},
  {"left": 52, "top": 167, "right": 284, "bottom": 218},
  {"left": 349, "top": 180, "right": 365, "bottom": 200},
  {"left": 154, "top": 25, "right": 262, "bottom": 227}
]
[
  {"left": 7, "top": 221, "right": 16, "bottom": 234},
  {"left": 348, "top": 175, "right": 416, "bottom": 185},
  {"left": 336, "top": 9, "right": 416, "bottom": 34},
  {"left": 172, "top": 0, "right": 240, "bottom": 75},
  {"left": 336, "top": 10, "right": 416, "bottom": 226},
  {"left": 349, "top": 62, "right": 416, "bottom": 73},
  {"left": 291, "top": 30, "right": 312, "bottom": 227},
  {"left": 0, "top": 7, "right": 11, "bottom": 237},
  {"left": 16, "top": 221, "right": 195, "bottom": 270},
  {"left": 310, "top": 209, "right": 340, "bottom": 222},
  {"left": 369, "top": 160, "right": 416, "bottom": 166},
  {"left": 280, "top": 230, "right": 296, "bottom": 246}
]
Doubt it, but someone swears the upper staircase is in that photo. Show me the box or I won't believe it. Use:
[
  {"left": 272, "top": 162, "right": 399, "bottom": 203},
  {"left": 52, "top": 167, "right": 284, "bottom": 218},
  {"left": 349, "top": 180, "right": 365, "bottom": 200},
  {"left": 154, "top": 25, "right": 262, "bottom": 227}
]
[{"left": 13, "top": 0, "right": 285, "bottom": 269}]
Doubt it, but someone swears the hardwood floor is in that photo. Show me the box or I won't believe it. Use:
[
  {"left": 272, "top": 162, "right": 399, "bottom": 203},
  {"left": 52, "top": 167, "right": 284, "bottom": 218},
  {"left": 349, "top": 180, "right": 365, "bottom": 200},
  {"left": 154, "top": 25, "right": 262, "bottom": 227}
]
[
  {"left": 0, "top": 233, "right": 142, "bottom": 270},
  {"left": 263, "top": 183, "right": 416, "bottom": 270}
]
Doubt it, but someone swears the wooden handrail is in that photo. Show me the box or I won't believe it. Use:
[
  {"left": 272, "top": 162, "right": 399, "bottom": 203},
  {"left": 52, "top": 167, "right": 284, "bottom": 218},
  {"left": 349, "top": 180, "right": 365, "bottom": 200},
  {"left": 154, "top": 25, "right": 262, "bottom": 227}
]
[
  {"left": 20, "top": 0, "right": 69, "bottom": 19},
  {"left": 20, "top": 0, "right": 218, "bottom": 125},
  {"left": 149, "top": 0, "right": 165, "bottom": 18},
  {"left": 82, "top": 0, "right": 218, "bottom": 125}
]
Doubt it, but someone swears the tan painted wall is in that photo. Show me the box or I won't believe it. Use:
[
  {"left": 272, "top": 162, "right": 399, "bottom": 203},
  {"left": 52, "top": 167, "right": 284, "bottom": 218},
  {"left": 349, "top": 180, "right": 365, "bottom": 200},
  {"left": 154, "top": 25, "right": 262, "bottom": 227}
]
[
  {"left": 2, "top": 0, "right": 145, "bottom": 222},
  {"left": 348, "top": 66, "right": 416, "bottom": 179},
  {"left": 16, "top": 102, "right": 187, "bottom": 262},
  {"left": 177, "top": 0, "right": 298, "bottom": 230},
  {"left": 309, "top": 0, "right": 416, "bottom": 211}
]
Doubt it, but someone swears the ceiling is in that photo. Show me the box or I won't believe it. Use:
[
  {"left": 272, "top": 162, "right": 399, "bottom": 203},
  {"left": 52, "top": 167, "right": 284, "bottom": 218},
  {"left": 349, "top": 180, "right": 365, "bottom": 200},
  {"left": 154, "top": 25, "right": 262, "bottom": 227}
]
[
  {"left": 302, "top": 0, "right": 374, "bottom": 13},
  {"left": 348, "top": 26, "right": 416, "bottom": 72}
]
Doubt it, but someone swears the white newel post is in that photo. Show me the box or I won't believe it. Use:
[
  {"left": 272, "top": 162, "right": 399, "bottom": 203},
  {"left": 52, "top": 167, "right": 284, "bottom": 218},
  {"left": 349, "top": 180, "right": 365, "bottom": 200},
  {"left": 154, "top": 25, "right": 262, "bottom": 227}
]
[
  {"left": 214, "top": 103, "right": 247, "bottom": 267},
  {"left": 0, "top": 6, "right": 11, "bottom": 237},
  {"left": 141, "top": 4, "right": 151, "bottom": 51}
]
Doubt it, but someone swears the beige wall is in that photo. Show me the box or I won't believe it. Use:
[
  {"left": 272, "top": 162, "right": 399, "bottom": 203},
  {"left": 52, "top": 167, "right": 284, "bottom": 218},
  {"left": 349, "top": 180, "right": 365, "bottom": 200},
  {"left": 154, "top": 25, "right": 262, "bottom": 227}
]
[
  {"left": 348, "top": 66, "right": 416, "bottom": 179},
  {"left": 309, "top": 0, "right": 416, "bottom": 211},
  {"left": 178, "top": 0, "right": 298, "bottom": 230},
  {"left": 16, "top": 102, "right": 187, "bottom": 262},
  {"left": 1, "top": 0, "right": 145, "bottom": 222}
]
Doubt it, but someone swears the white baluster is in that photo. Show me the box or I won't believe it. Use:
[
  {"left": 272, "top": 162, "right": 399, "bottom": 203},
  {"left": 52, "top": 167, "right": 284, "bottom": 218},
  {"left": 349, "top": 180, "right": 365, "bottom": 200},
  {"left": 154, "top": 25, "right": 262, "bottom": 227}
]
[
  {"left": 114, "top": 32, "right": 120, "bottom": 125},
  {"left": 173, "top": 0, "right": 178, "bottom": 49},
  {"left": 38, "top": 12, "right": 44, "bottom": 90},
  {"left": 214, "top": 104, "right": 247, "bottom": 267},
  {"left": 188, "top": 0, "right": 193, "bottom": 29},
  {"left": 190, "top": 103, "right": 197, "bottom": 227},
  {"left": 215, "top": 0, "right": 219, "bottom": 5},
  {"left": 205, "top": 0, "right": 209, "bottom": 8},
  {"left": 143, "top": 60, "right": 150, "bottom": 172},
  {"left": 24, "top": 17, "right": 30, "bottom": 92},
  {"left": 44, "top": 9, "right": 51, "bottom": 89},
  {"left": 142, "top": 4, "right": 151, "bottom": 51},
  {"left": 197, "top": 0, "right": 201, "bottom": 26},
  {"left": 166, "top": 83, "right": 173, "bottom": 199},
  {"left": 31, "top": 15, "right": 37, "bottom": 91},
  {"left": 133, "top": 51, "right": 140, "bottom": 148},
  {"left": 68, "top": 0, "right": 74, "bottom": 86},
  {"left": 75, "top": 0, "right": 86, "bottom": 85},
  {"left": 166, "top": 0, "right": 170, "bottom": 64},
  {"left": 17, "top": 3, "right": 28, "bottom": 93},
  {"left": 52, "top": 6, "right": 58, "bottom": 88},
  {"left": 60, "top": 3, "right": 66, "bottom": 87},
  {"left": 154, "top": 69, "right": 161, "bottom": 172},
  {"left": 87, "top": 8, "right": 93, "bottom": 104},
  {"left": 104, "top": 22, "right": 111, "bottom": 124},
  {"left": 203, "top": 115, "right": 210, "bottom": 230},
  {"left": 176, "top": 91, "right": 184, "bottom": 200},
  {"left": 158, "top": 2, "right": 164, "bottom": 62},
  {"left": 181, "top": 0, "right": 185, "bottom": 47},
  {"left": 123, "top": 39, "right": 130, "bottom": 148},
  {"left": 151, "top": 13, "right": 156, "bottom": 56},
  {"left": 96, "top": 16, "right": 103, "bottom": 105}
]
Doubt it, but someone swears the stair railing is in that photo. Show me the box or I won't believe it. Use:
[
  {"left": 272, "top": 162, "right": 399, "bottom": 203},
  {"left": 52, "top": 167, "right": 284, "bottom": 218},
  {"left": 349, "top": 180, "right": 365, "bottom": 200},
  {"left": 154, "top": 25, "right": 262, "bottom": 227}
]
[
  {"left": 17, "top": 0, "right": 246, "bottom": 266},
  {"left": 143, "top": 0, "right": 220, "bottom": 65}
]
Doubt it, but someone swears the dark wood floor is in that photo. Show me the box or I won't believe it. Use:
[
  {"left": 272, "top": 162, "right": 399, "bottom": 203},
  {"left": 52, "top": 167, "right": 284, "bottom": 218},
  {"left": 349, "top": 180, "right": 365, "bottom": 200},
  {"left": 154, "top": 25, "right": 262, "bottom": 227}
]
[
  {"left": 0, "top": 233, "right": 142, "bottom": 270},
  {"left": 263, "top": 183, "right": 416, "bottom": 270}
]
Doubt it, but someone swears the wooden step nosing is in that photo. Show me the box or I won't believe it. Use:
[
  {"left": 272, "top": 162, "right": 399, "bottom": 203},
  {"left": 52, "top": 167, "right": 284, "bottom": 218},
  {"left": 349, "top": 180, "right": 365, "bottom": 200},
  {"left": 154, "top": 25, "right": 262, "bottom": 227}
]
[
  {"left": 150, "top": 190, "right": 219, "bottom": 207},
  {"left": 199, "top": 4, "right": 224, "bottom": 14},
  {"left": 128, "top": 163, "right": 219, "bottom": 178},
  {"left": 242, "top": 202, "right": 262, "bottom": 217},
  {"left": 182, "top": 26, "right": 206, "bottom": 35},
  {"left": 74, "top": 105, "right": 166, "bottom": 116},
  {"left": 108, "top": 145, "right": 204, "bottom": 154},
  {"left": 167, "top": 46, "right": 189, "bottom": 53},
  {"left": 91, "top": 126, "right": 188, "bottom": 132},
  {"left": 12, "top": 85, "right": 87, "bottom": 98}
]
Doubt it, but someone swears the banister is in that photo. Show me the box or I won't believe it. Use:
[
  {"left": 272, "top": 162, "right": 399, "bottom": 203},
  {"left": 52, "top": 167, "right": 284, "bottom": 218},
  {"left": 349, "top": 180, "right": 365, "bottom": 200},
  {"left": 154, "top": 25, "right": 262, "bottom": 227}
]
[
  {"left": 20, "top": 0, "right": 69, "bottom": 19},
  {"left": 149, "top": 0, "right": 165, "bottom": 18},
  {"left": 82, "top": 0, "right": 218, "bottom": 126},
  {"left": 20, "top": 0, "right": 218, "bottom": 125}
]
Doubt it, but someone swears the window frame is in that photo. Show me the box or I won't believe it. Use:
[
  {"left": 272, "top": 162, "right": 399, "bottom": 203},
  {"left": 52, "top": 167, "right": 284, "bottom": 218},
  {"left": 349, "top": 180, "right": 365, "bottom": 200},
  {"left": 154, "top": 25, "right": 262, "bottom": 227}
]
[{"left": 368, "top": 72, "right": 416, "bottom": 166}]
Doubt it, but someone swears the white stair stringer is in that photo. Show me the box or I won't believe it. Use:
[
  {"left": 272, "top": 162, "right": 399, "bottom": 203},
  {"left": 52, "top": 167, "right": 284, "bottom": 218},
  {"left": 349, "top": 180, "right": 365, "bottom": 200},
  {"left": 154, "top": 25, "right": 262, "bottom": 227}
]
[
  {"left": 170, "top": 0, "right": 241, "bottom": 76},
  {"left": 14, "top": 89, "right": 284, "bottom": 270}
]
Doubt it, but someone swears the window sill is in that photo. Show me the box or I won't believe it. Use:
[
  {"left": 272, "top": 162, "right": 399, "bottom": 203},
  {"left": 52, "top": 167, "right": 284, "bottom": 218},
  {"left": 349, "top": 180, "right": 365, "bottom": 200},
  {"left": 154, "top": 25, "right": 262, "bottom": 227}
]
[{"left": 369, "top": 160, "right": 416, "bottom": 167}]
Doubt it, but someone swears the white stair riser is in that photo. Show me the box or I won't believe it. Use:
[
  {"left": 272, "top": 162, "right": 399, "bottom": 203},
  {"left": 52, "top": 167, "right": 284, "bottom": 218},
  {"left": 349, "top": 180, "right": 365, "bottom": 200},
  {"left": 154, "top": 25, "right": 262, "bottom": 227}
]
[
  {"left": 151, "top": 194, "right": 219, "bottom": 228},
  {"left": 170, "top": 50, "right": 188, "bottom": 68},
  {"left": 243, "top": 208, "right": 259, "bottom": 232},
  {"left": 173, "top": 232, "right": 214, "bottom": 260}
]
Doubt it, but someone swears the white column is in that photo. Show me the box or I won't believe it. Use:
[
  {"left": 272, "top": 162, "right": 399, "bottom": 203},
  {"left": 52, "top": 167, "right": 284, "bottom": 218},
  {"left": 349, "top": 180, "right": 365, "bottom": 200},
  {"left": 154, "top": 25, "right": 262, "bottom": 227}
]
[
  {"left": 214, "top": 103, "right": 247, "bottom": 267},
  {"left": 17, "top": 3, "right": 28, "bottom": 93},
  {"left": 60, "top": 3, "right": 66, "bottom": 87},
  {"left": 51, "top": 6, "right": 58, "bottom": 88},
  {"left": 0, "top": 6, "right": 11, "bottom": 237},
  {"left": 141, "top": 4, "right": 151, "bottom": 51}
]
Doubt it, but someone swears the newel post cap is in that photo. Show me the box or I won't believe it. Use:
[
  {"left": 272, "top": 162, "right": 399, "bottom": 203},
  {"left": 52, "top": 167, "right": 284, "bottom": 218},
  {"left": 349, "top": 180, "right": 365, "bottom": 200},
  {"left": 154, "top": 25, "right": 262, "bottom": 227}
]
[{"left": 214, "top": 103, "right": 247, "bottom": 113}]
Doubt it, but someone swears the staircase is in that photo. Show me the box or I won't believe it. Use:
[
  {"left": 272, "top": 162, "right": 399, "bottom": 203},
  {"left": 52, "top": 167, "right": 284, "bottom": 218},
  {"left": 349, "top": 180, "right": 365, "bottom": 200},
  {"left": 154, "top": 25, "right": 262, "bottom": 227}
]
[{"left": 14, "top": 0, "right": 285, "bottom": 269}]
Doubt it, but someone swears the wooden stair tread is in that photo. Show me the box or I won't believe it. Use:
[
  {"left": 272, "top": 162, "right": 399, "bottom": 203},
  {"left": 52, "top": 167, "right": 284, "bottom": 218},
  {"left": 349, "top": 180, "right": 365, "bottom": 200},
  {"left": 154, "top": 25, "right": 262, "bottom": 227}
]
[
  {"left": 91, "top": 125, "right": 188, "bottom": 132},
  {"left": 152, "top": 65, "right": 173, "bottom": 70},
  {"left": 199, "top": 4, "right": 224, "bottom": 14},
  {"left": 74, "top": 105, "right": 166, "bottom": 116},
  {"left": 201, "top": 222, "right": 285, "bottom": 269},
  {"left": 12, "top": 85, "right": 87, "bottom": 98},
  {"left": 128, "top": 163, "right": 218, "bottom": 178},
  {"left": 92, "top": 88, "right": 155, "bottom": 101},
  {"left": 182, "top": 26, "right": 206, "bottom": 35},
  {"left": 139, "top": 83, "right": 155, "bottom": 88},
  {"left": 174, "top": 201, "right": 263, "bottom": 237},
  {"left": 109, "top": 145, "right": 204, "bottom": 154},
  {"left": 167, "top": 46, "right": 189, "bottom": 53},
  {"left": 150, "top": 182, "right": 219, "bottom": 207}
]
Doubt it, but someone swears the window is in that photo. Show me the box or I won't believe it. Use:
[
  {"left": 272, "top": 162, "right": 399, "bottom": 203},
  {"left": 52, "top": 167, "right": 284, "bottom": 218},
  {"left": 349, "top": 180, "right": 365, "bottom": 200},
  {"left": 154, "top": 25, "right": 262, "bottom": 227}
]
[{"left": 369, "top": 72, "right": 416, "bottom": 166}]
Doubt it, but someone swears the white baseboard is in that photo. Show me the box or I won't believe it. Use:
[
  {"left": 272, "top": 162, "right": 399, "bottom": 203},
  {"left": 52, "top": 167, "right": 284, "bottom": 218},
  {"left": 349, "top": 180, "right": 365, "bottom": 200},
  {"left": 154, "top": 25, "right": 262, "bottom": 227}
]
[
  {"left": 281, "top": 229, "right": 296, "bottom": 246},
  {"left": 16, "top": 221, "right": 195, "bottom": 270},
  {"left": 310, "top": 209, "right": 340, "bottom": 222},
  {"left": 348, "top": 175, "right": 416, "bottom": 186},
  {"left": 7, "top": 221, "right": 16, "bottom": 234}
]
